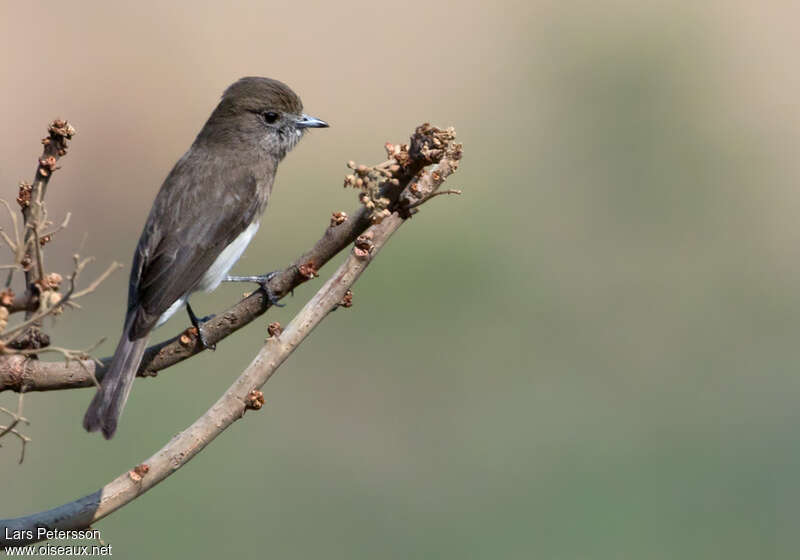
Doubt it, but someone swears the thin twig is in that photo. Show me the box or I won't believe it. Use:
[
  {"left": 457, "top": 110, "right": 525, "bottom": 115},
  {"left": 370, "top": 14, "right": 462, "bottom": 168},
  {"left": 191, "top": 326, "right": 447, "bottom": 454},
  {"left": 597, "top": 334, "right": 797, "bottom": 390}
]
[
  {"left": 0, "top": 425, "right": 30, "bottom": 464},
  {"left": 0, "top": 392, "right": 28, "bottom": 438},
  {"left": 0, "top": 392, "right": 30, "bottom": 464},
  {"left": 0, "top": 260, "right": 121, "bottom": 342},
  {"left": 407, "top": 188, "right": 462, "bottom": 209}
]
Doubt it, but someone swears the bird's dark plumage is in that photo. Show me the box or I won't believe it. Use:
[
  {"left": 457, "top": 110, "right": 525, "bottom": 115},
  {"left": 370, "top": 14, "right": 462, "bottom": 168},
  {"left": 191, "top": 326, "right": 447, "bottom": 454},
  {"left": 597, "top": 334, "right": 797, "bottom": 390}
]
[{"left": 84, "top": 77, "right": 328, "bottom": 438}]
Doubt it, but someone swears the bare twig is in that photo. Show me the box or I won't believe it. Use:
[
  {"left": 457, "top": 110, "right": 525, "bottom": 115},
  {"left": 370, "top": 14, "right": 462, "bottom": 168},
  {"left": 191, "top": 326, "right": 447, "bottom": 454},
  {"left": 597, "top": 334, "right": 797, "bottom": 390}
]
[
  {"left": 0, "top": 260, "right": 122, "bottom": 343},
  {"left": 0, "top": 424, "right": 30, "bottom": 464},
  {"left": 0, "top": 392, "right": 30, "bottom": 463},
  {"left": 0, "top": 199, "right": 24, "bottom": 266},
  {"left": 407, "top": 188, "right": 462, "bottom": 209},
  {"left": 0, "top": 392, "right": 28, "bottom": 438}
]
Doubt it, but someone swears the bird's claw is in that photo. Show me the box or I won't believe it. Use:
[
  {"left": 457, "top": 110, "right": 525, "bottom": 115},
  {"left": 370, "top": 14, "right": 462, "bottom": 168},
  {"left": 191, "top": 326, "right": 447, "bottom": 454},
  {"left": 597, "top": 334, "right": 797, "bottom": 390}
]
[
  {"left": 225, "top": 271, "right": 285, "bottom": 307},
  {"left": 186, "top": 303, "right": 216, "bottom": 351},
  {"left": 196, "top": 325, "right": 216, "bottom": 351}
]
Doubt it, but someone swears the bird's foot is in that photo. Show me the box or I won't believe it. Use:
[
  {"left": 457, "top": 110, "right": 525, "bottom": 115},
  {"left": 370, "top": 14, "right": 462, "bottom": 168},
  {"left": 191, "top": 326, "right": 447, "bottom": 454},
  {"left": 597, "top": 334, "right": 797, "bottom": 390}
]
[
  {"left": 225, "top": 271, "right": 285, "bottom": 307},
  {"left": 186, "top": 302, "right": 216, "bottom": 351}
]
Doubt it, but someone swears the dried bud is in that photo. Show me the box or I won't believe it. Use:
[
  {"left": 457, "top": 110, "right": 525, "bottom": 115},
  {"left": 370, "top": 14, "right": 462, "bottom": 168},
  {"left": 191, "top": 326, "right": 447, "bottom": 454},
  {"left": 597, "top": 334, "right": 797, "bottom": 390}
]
[
  {"left": 49, "top": 119, "right": 76, "bottom": 139},
  {"left": 267, "top": 322, "right": 282, "bottom": 337},
  {"left": 129, "top": 463, "right": 150, "bottom": 482},
  {"left": 339, "top": 290, "right": 353, "bottom": 308},
  {"left": 330, "top": 211, "right": 348, "bottom": 227},
  {"left": 179, "top": 329, "right": 195, "bottom": 347},
  {"left": 39, "top": 234, "right": 52, "bottom": 247},
  {"left": 347, "top": 160, "right": 356, "bottom": 169},
  {"left": 371, "top": 208, "right": 391, "bottom": 224},
  {"left": 0, "top": 289, "right": 14, "bottom": 307},
  {"left": 45, "top": 272, "right": 63, "bottom": 289},
  {"left": 395, "top": 150, "right": 410, "bottom": 167},
  {"left": 298, "top": 261, "right": 319, "bottom": 280},
  {"left": 245, "top": 389, "right": 265, "bottom": 410},
  {"left": 16, "top": 182, "right": 32, "bottom": 208},
  {"left": 39, "top": 156, "right": 58, "bottom": 174},
  {"left": 354, "top": 233, "right": 374, "bottom": 259}
]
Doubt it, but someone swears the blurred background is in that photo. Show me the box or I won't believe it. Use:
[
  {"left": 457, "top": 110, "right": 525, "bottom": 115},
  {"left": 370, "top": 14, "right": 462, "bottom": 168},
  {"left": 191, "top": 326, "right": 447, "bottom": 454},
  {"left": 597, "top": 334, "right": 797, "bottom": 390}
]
[{"left": 1, "top": 1, "right": 797, "bottom": 558}]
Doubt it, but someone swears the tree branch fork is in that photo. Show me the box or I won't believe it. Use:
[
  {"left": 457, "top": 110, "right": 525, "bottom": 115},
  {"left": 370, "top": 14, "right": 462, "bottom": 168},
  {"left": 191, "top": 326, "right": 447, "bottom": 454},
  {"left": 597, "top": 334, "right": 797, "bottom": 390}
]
[{"left": 0, "top": 121, "right": 462, "bottom": 548}]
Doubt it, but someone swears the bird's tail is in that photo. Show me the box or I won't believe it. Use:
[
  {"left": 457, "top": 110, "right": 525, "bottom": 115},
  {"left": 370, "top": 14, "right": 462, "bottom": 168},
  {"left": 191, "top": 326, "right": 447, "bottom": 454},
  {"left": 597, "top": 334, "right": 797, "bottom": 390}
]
[{"left": 83, "top": 316, "right": 149, "bottom": 439}]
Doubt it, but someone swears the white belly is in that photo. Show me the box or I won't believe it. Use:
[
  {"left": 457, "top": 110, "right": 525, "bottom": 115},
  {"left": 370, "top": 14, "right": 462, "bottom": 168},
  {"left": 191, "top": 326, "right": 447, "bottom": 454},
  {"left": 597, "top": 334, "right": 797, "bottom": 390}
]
[
  {"left": 196, "top": 221, "right": 260, "bottom": 292},
  {"left": 154, "top": 221, "right": 260, "bottom": 328}
]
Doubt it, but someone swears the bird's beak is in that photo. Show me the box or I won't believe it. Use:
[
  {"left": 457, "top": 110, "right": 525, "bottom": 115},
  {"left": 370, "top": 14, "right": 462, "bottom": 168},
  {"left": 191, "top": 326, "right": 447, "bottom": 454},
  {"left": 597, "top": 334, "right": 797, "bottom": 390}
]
[{"left": 295, "top": 113, "right": 329, "bottom": 129}]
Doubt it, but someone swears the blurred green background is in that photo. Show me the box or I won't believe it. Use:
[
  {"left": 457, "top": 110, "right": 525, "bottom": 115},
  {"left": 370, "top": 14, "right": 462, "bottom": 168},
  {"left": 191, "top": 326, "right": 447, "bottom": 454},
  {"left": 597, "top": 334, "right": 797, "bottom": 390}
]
[{"left": 1, "top": 1, "right": 797, "bottom": 558}]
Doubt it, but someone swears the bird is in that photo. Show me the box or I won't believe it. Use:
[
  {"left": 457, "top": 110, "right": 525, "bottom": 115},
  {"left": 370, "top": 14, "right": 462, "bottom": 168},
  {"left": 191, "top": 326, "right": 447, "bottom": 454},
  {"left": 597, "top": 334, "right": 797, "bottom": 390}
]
[{"left": 83, "top": 77, "right": 328, "bottom": 438}]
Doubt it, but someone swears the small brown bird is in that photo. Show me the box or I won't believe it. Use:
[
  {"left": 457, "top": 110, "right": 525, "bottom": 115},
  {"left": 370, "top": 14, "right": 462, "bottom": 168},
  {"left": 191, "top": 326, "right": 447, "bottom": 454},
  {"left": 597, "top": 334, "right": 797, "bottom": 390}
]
[{"left": 83, "top": 77, "right": 328, "bottom": 438}]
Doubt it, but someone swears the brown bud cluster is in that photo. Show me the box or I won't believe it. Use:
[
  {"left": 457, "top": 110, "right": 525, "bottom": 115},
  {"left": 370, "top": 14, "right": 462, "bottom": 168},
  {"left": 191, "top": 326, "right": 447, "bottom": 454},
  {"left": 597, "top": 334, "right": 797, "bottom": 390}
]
[
  {"left": 384, "top": 141, "right": 410, "bottom": 167},
  {"left": 179, "top": 328, "right": 197, "bottom": 347},
  {"left": 298, "top": 261, "right": 319, "bottom": 280},
  {"left": 408, "top": 124, "right": 460, "bottom": 167},
  {"left": 7, "top": 327, "right": 50, "bottom": 350},
  {"left": 0, "top": 289, "right": 14, "bottom": 307},
  {"left": 343, "top": 155, "right": 399, "bottom": 223},
  {"left": 128, "top": 463, "right": 150, "bottom": 482},
  {"left": 330, "top": 211, "right": 348, "bottom": 227},
  {"left": 339, "top": 289, "right": 353, "bottom": 308},
  {"left": 49, "top": 119, "right": 76, "bottom": 140},
  {"left": 245, "top": 389, "right": 265, "bottom": 410},
  {"left": 38, "top": 272, "right": 63, "bottom": 291},
  {"left": 38, "top": 156, "right": 58, "bottom": 177},
  {"left": 354, "top": 231, "right": 374, "bottom": 259},
  {"left": 267, "top": 322, "right": 282, "bottom": 337},
  {"left": 16, "top": 182, "right": 32, "bottom": 208}
]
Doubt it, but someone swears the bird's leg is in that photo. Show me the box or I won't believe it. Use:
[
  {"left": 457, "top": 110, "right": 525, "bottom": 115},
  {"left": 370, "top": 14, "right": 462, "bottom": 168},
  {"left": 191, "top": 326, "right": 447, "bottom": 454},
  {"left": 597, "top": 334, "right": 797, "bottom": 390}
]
[
  {"left": 186, "top": 301, "right": 216, "bottom": 351},
  {"left": 224, "top": 270, "right": 285, "bottom": 307}
]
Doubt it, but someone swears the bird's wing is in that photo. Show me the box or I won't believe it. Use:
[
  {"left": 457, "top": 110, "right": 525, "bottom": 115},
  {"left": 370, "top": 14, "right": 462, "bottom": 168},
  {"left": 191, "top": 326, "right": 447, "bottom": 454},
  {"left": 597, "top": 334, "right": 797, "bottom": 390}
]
[{"left": 127, "top": 152, "right": 267, "bottom": 339}]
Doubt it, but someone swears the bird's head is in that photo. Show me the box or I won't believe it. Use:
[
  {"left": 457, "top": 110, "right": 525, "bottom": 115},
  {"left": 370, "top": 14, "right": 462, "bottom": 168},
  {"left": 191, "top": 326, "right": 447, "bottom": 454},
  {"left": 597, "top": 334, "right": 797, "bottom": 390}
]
[{"left": 201, "top": 76, "right": 328, "bottom": 159}]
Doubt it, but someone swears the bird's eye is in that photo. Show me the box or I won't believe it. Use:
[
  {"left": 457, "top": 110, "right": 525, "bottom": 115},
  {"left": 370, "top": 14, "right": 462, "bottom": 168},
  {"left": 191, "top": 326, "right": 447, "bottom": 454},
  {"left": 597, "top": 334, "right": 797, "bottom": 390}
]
[{"left": 262, "top": 111, "right": 279, "bottom": 124}]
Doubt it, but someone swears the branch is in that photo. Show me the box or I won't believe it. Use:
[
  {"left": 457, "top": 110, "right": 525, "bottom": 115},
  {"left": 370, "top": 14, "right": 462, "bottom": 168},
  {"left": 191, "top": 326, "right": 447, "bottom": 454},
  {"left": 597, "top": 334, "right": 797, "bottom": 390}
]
[
  {"left": 0, "top": 392, "right": 30, "bottom": 464},
  {"left": 19, "top": 121, "right": 76, "bottom": 306},
  {"left": 0, "top": 131, "right": 461, "bottom": 546},
  {"left": 0, "top": 259, "right": 122, "bottom": 344},
  {"left": 0, "top": 124, "right": 458, "bottom": 393}
]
